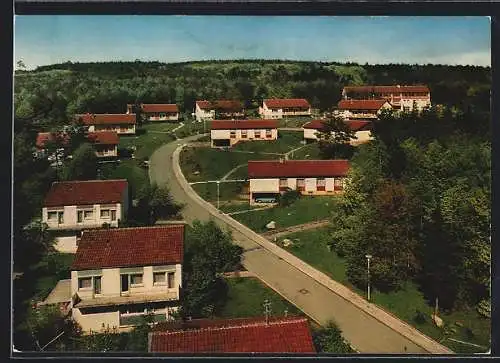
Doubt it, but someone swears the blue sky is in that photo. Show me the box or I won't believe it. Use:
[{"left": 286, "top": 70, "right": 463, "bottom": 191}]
[{"left": 14, "top": 16, "right": 491, "bottom": 69}]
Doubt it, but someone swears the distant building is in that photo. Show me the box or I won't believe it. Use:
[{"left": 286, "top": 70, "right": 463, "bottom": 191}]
[
  {"left": 75, "top": 113, "right": 136, "bottom": 135},
  {"left": 68, "top": 225, "right": 184, "bottom": 333},
  {"left": 247, "top": 159, "right": 350, "bottom": 205},
  {"left": 148, "top": 316, "right": 316, "bottom": 353},
  {"left": 35, "top": 132, "right": 70, "bottom": 160},
  {"left": 259, "top": 99, "right": 312, "bottom": 119},
  {"left": 42, "top": 179, "right": 129, "bottom": 253},
  {"left": 342, "top": 85, "right": 431, "bottom": 112},
  {"left": 336, "top": 99, "right": 393, "bottom": 120},
  {"left": 195, "top": 100, "right": 245, "bottom": 122},
  {"left": 302, "top": 119, "right": 373, "bottom": 145},
  {"left": 86, "top": 131, "right": 119, "bottom": 158},
  {"left": 127, "top": 104, "right": 179, "bottom": 122},
  {"left": 210, "top": 119, "right": 278, "bottom": 148}
]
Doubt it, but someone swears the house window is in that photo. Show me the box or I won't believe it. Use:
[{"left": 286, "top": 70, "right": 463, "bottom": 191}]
[
  {"left": 279, "top": 178, "right": 288, "bottom": 191},
  {"left": 317, "top": 178, "right": 326, "bottom": 191},
  {"left": 77, "top": 211, "right": 84, "bottom": 223},
  {"left": 84, "top": 210, "right": 94, "bottom": 219},
  {"left": 130, "top": 274, "right": 143, "bottom": 286},
  {"left": 167, "top": 272, "right": 175, "bottom": 289},
  {"left": 254, "top": 131, "right": 261, "bottom": 138},
  {"left": 153, "top": 272, "right": 166, "bottom": 285},
  {"left": 265, "top": 130, "right": 272, "bottom": 138},
  {"left": 111, "top": 210, "right": 117, "bottom": 221},
  {"left": 241, "top": 130, "right": 248, "bottom": 139},
  {"left": 100, "top": 209, "right": 110, "bottom": 218},
  {"left": 297, "top": 179, "right": 305, "bottom": 191},
  {"left": 47, "top": 212, "right": 57, "bottom": 221},
  {"left": 334, "top": 178, "right": 343, "bottom": 191},
  {"left": 78, "top": 277, "right": 92, "bottom": 290},
  {"left": 230, "top": 131, "right": 236, "bottom": 139},
  {"left": 93, "top": 276, "right": 102, "bottom": 294},
  {"left": 159, "top": 113, "right": 166, "bottom": 118}
]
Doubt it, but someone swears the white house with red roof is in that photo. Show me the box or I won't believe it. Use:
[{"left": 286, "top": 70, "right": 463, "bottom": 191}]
[
  {"left": 302, "top": 119, "right": 374, "bottom": 145},
  {"left": 68, "top": 225, "right": 184, "bottom": 333},
  {"left": 210, "top": 119, "right": 279, "bottom": 147},
  {"left": 259, "top": 99, "right": 312, "bottom": 119},
  {"left": 194, "top": 100, "right": 245, "bottom": 122},
  {"left": 342, "top": 85, "right": 431, "bottom": 112},
  {"left": 86, "top": 131, "right": 119, "bottom": 158},
  {"left": 127, "top": 104, "right": 180, "bottom": 122},
  {"left": 247, "top": 160, "right": 350, "bottom": 204},
  {"left": 336, "top": 99, "right": 393, "bottom": 120},
  {"left": 42, "top": 179, "right": 129, "bottom": 253},
  {"left": 148, "top": 316, "right": 316, "bottom": 353},
  {"left": 75, "top": 113, "right": 136, "bottom": 135}
]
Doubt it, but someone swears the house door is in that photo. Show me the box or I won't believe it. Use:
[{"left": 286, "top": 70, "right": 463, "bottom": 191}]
[{"left": 121, "top": 275, "right": 129, "bottom": 293}]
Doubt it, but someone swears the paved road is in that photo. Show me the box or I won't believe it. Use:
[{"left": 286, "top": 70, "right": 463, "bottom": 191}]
[{"left": 149, "top": 136, "right": 447, "bottom": 354}]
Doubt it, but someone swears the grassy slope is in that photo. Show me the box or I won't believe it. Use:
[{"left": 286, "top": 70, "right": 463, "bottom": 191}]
[
  {"left": 119, "top": 123, "right": 177, "bottom": 160},
  {"left": 232, "top": 196, "right": 338, "bottom": 233},
  {"left": 232, "top": 131, "right": 304, "bottom": 154},
  {"left": 281, "top": 227, "right": 491, "bottom": 353},
  {"left": 218, "top": 277, "right": 303, "bottom": 319}
]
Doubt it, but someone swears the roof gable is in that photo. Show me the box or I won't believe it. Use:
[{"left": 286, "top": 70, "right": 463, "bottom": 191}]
[
  {"left": 149, "top": 317, "right": 315, "bottom": 353},
  {"left": 248, "top": 160, "right": 350, "bottom": 178},
  {"left": 71, "top": 225, "right": 184, "bottom": 270},
  {"left": 43, "top": 179, "right": 128, "bottom": 207}
]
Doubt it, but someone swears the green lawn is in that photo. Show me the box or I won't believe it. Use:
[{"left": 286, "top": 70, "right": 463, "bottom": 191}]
[
  {"left": 232, "top": 131, "right": 304, "bottom": 154},
  {"left": 175, "top": 121, "right": 206, "bottom": 139},
  {"left": 119, "top": 130, "right": 176, "bottom": 160},
  {"left": 232, "top": 196, "right": 338, "bottom": 233},
  {"left": 141, "top": 122, "right": 180, "bottom": 133},
  {"left": 277, "top": 117, "right": 312, "bottom": 128},
  {"left": 180, "top": 147, "right": 276, "bottom": 182},
  {"left": 219, "top": 202, "right": 266, "bottom": 214},
  {"left": 281, "top": 227, "right": 491, "bottom": 354},
  {"left": 192, "top": 181, "right": 247, "bottom": 203},
  {"left": 100, "top": 159, "right": 148, "bottom": 198},
  {"left": 290, "top": 142, "right": 322, "bottom": 160},
  {"left": 218, "top": 277, "right": 303, "bottom": 319}
]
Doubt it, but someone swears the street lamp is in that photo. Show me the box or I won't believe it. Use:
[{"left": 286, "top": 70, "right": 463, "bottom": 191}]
[
  {"left": 365, "top": 254, "right": 372, "bottom": 302},
  {"left": 216, "top": 181, "right": 220, "bottom": 209}
]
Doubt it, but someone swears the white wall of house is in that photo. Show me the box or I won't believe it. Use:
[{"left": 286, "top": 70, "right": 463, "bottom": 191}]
[
  {"left": 95, "top": 145, "right": 118, "bottom": 158},
  {"left": 43, "top": 203, "right": 123, "bottom": 230},
  {"left": 303, "top": 128, "right": 320, "bottom": 140},
  {"left": 400, "top": 98, "right": 431, "bottom": 112},
  {"left": 249, "top": 179, "right": 279, "bottom": 193},
  {"left": 54, "top": 236, "right": 78, "bottom": 254},
  {"left": 72, "top": 307, "right": 120, "bottom": 333},
  {"left": 146, "top": 113, "right": 179, "bottom": 122},
  {"left": 89, "top": 124, "right": 136, "bottom": 135},
  {"left": 211, "top": 128, "right": 278, "bottom": 147},
  {"left": 351, "top": 130, "right": 373, "bottom": 145},
  {"left": 195, "top": 104, "right": 215, "bottom": 122},
  {"left": 258, "top": 103, "right": 311, "bottom": 119}
]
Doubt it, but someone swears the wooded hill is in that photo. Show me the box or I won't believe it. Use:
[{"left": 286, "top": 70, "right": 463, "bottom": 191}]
[{"left": 14, "top": 60, "right": 490, "bottom": 130}]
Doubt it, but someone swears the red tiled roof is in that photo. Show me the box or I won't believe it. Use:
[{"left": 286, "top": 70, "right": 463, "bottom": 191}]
[
  {"left": 343, "top": 85, "right": 430, "bottom": 94},
  {"left": 196, "top": 100, "right": 243, "bottom": 112},
  {"left": 303, "top": 119, "right": 372, "bottom": 132},
  {"left": 248, "top": 160, "right": 350, "bottom": 178},
  {"left": 211, "top": 119, "right": 278, "bottom": 130},
  {"left": 264, "top": 99, "right": 311, "bottom": 109},
  {"left": 36, "top": 132, "right": 70, "bottom": 149},
  {"left": 149, "top": 316, "right": 315, "bottom": 353},
  {"left": 71, "top": 225, "right": 184, "bottom": 270},
  {"left": 337, "top": 99, "right": 390, "bottom": 111},
  {"left": 141, "top": 104, "right": 179, "bottom": 113},
  {"left": 75, "top": 114, "right": 136, "bottom": 125},
  {"left": 87, "top": 131, "right": 119, "bottom": 145},
  {"left": 43, "top": 179, "right": 128, "bottom": 207}
]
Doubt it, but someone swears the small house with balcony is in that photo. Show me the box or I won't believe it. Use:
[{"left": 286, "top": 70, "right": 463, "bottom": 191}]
[
  {"left": 342, "top": 85, "right": 431, "bottom": 112},
  {"left": 75, "top": 113, "right": 136, "bottom": 135},
  {"left": 69, "top": 225, "right": 184, "bottom": 333},
  {"left": 302, "top": 119, "right": 373, "bottom": 145},
  {"left": 336, "top": 99, "right": 393, "bottom": 120},
  {"left": 210, "top": 119, "right": 279, "bottom": 148},
  {"left": 247, "top": 159, "right": 350, "bottom": 205},
  {"left": 195, "top": 100, "right": 245, "bottom": 122},
  {"left": 148, "top": 316, "right": 316, "bottom": 353},
  {"left": 259, "top": 99, "right": 312, "bottom": 119},
  {"left": 42, "top": 179, "right": 129, "bottom": 253},
  {"left": 87, "top": 131, "right": 119, "bottom": 158},
  {"left": 127, "top": 104, "right": 180, "bottom": 122}
]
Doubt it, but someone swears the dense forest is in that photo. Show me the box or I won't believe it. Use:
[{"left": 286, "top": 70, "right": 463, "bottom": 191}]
[{"left": 14, "top": 60, "right": 490, "bottom": 131}]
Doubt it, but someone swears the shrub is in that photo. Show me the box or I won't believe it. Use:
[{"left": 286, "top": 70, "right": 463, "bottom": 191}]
[{"left": 278, "top": 189, "right": 301, "bottom": 207}]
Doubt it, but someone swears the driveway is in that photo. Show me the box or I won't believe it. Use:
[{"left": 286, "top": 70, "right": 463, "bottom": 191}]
[{"left": 149, "top": 136, "right": 450, "bottom": 354}]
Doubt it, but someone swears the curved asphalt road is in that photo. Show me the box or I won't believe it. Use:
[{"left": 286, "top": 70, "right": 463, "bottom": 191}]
[{"left": 149, "top": 135, "right": 441, "bottom": 354}]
